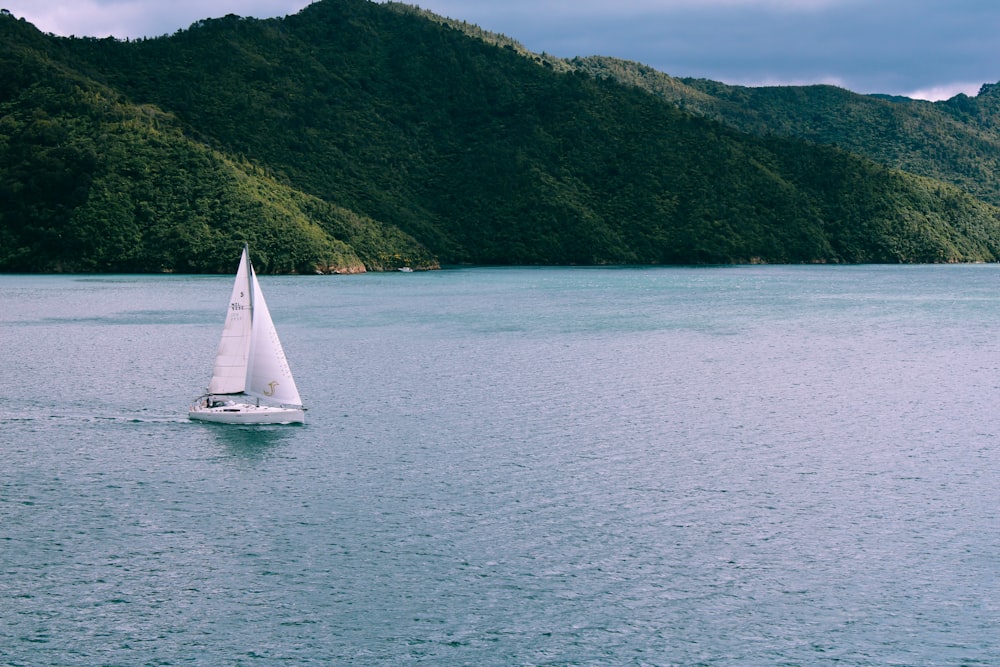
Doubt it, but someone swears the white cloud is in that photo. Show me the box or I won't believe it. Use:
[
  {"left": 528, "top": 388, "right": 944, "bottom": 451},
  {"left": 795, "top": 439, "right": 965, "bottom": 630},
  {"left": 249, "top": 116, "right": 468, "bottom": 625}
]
[
  {"left": 3, "top": 0, "right": 310, "bottom": 37},
  {"left": 903, "top": 82, "right": 983, "bottom": 102},
  {"left": 731, "top": 78, "right": 986, "bottom": 101}
]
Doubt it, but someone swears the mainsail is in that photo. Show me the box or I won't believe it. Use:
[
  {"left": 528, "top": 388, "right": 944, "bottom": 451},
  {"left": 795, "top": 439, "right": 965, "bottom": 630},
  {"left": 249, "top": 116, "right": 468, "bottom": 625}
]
[{"left": 207, "top": 247, "right": 252, "bottom": 395}]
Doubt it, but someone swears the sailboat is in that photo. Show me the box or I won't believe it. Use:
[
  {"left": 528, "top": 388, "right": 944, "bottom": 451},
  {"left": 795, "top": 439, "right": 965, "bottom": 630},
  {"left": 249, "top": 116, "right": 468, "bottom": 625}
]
[{"left": 189, "top": 245, "right": 305, "bottom": 424}]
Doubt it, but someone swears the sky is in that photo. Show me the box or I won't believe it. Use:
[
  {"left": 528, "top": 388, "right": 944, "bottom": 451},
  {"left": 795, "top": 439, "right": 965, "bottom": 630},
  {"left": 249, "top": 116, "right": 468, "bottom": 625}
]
[{"left": 4, "top": 0, "right": 998, "bottom": 101}]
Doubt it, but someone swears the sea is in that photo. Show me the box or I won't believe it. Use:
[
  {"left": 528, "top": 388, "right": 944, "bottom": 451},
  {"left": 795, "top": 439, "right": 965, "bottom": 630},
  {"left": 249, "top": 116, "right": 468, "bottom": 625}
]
[{"left": 1, "top": 265, "right": 999, "bottom": 666}]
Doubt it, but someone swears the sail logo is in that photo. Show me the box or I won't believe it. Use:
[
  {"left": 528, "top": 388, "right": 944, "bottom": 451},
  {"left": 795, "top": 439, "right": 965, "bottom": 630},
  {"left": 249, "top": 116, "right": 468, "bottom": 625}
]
[{"left": 263, "top": 381, "right": 279, "bottom": 397}]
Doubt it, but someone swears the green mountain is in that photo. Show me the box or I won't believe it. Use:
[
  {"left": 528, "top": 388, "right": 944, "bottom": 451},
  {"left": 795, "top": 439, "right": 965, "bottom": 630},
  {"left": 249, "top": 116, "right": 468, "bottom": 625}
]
[
  {"left": 2, "top": 0, "right": 1000, "bottom": 272},
  {"left": 570, "top": 56, "right": 1000, "bottom": 207}
]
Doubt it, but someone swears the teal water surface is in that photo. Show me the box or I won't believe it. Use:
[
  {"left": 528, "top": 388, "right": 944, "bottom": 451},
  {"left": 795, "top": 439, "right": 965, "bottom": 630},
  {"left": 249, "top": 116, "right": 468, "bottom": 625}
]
[{"left": 2, "top": 266, "right": 999, "bottom": 665}]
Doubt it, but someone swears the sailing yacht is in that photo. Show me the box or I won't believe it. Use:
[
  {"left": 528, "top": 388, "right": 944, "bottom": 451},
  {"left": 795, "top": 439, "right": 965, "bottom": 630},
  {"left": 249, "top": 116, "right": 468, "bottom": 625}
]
[{"left": 189, "top": 245, "right": 305, "bottom": 424}]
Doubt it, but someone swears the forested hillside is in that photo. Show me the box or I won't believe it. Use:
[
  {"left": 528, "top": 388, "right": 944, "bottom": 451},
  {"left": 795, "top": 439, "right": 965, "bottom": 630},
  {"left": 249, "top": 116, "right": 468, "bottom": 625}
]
[
  {"left": 571, "top": 56, "right": 1000, "bottom": 207},
  {"left": 2, "top": 0, "right": 1000, "bottom": 272}
]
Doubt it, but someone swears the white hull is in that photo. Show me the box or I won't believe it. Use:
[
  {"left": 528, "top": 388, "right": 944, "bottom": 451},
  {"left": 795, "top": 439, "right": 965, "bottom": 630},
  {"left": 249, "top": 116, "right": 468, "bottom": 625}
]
[{"left": 189, "top": 402, "right": 304, "bottom": 425}]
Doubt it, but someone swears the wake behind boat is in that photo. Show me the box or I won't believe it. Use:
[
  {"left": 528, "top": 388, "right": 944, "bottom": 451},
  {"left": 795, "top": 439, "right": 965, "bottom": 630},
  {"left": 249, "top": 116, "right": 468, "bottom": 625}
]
[{"left": 189, "top": 245, "right": 305, "bottom": 425}]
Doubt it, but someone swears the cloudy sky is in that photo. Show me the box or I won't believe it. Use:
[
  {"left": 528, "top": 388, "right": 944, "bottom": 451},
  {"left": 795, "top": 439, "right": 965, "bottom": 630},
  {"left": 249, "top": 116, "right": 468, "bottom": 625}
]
[{"left": 4, "top": 0, "right": 998, "bottom": 100}]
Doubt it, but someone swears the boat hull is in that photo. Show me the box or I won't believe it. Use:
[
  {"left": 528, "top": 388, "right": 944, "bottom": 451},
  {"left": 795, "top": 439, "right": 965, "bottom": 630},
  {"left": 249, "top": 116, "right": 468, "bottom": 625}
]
[{"left": 189, "top": 402, "right": 305, "bottom": 425}]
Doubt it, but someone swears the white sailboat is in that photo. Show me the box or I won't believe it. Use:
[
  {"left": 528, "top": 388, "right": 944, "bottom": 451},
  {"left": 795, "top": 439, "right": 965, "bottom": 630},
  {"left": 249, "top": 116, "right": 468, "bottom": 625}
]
[{"left": 189, "top": 245, "right": 305, "bottom": 424}]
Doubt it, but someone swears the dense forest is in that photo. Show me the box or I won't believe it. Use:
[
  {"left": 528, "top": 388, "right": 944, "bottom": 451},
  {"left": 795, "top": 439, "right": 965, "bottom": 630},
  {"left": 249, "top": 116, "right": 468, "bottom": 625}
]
[
  {"left": 568, "top": 56, "right": 1000, "bottom": 207},
  {"left": 2, "top": 0, "right": 1000, "bottom": 272}
]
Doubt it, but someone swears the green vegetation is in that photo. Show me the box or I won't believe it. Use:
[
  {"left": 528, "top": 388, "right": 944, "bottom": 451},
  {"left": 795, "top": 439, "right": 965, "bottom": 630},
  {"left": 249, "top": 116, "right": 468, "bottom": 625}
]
[
  {"left": 0, "top": 8, "right": 435, "bottom": 273},
  {"left": 2, "top": 1, "right": 1000, "bottom": 271},
  {"left": 571, "top": 56, "right": 1000, "bottom": 208}
]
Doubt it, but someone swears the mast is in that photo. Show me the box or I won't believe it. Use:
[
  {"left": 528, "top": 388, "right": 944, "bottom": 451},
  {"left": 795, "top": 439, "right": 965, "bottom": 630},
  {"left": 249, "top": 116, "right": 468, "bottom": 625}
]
[
  {"left": 245, "top": 243, "right": 255, "bottom": 323},
  {"left": 245, "top": 243, "right": 258, "bottom": 397}
]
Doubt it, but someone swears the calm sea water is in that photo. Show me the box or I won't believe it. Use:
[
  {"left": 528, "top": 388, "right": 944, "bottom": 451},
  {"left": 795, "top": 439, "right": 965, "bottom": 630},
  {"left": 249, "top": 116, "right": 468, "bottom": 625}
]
[{"left": 2, "top": 265, "right": 999, "bottom": 665}]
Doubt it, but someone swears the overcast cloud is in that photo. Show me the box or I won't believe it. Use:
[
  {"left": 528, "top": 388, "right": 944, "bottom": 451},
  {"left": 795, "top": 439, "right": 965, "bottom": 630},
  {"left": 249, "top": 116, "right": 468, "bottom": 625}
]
[{"left": 4, "top": 0, "right": 997, "bottom": 100}]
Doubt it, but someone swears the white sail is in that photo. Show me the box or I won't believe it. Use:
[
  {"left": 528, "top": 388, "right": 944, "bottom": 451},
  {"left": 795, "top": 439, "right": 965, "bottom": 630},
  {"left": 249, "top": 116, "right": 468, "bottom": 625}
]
[
  {"left": 245, "top": 262, "right": 303, "bottom": 407},
  {"left": 207, "top": 247, "right": 253, "bottom": 395}
]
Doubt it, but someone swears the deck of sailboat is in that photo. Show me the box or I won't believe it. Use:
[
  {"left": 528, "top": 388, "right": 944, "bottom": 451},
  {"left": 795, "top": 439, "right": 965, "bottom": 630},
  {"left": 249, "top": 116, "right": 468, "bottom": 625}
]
[{"left": 188, "top": 398, "right": 304, "bottom": 425}]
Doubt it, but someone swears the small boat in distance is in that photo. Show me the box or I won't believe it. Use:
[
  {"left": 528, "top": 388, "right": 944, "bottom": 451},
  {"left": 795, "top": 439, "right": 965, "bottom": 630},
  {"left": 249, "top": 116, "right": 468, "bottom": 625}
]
[{"left": 189, "top": 245, "right": 305, "bottom": 424}]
